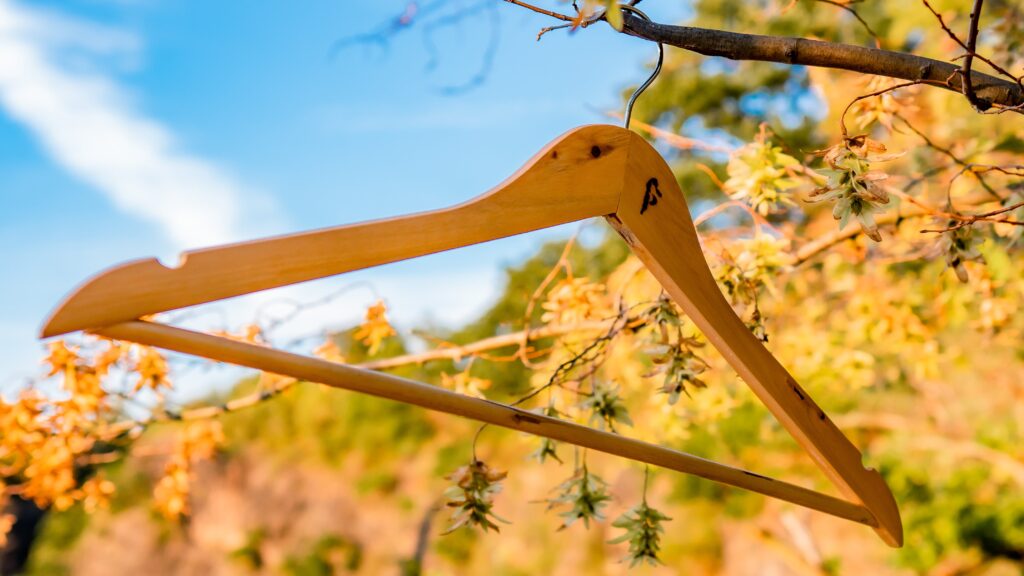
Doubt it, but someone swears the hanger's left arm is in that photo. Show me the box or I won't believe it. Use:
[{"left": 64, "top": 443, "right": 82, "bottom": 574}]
[{"left": 42, "top": 125, "right": 632, "bottom": 338}]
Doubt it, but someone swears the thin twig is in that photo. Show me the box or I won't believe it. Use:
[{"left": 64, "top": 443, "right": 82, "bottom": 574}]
[
  {"left": 364, "top": 320, "right": 609, "bottom": 371},
  {"left": 962, "top": 0, "right": 985, "bottom": 109},
  {"left": 502, "top": 0, "right": 573, "bottom": 22},
  {"left": 896, "top": 114, "right": 1003, "bottom": 200},
  {"left": 511, "top": 310, "right": 630, "bottom": 408},
  {"left": 841, "top": 80, "right": 922, "bottom": 137},
  {"left": 793, "top": 190, "right": 1005, "bottom": 264},
  {"left": 919, "top": 0, "right": 1022, "bottom": 89},
  {"left": 537, "top": 23, "right": 572, "bottom": 40},
  {"left": 815, "top": 0, "right": 883, "bottom": 48}
]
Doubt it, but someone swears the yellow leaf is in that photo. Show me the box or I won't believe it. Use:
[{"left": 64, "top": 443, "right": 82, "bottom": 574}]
[
  {"left": 604, "top": 0, "right": 623, "bottom": 30},
  {"left": 353, "top": 300, "right": 397, "bottom": 355}
]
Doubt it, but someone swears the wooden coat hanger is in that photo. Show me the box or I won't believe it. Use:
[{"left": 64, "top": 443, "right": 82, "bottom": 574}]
[
  {"left": 40, "top": 123, "right": 901, "bottom": 547},
  {"left": 39, "top": 7, "right": 901, "bottom": 547}
]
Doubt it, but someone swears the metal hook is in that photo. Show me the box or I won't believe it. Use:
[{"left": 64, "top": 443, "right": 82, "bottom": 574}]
[{"left": 619, "top": 5, "right": 663, "bottom": 130}]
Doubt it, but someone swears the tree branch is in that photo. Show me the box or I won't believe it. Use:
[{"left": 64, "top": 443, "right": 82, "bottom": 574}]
[
  {"left": 793, "top": 190, "right": 1001, "bottom": 265},
  {"left": 618, "top": 12, "right": 1024, "bottom": 111},
  {"left": 961, "top": 0, "right": 985, "bottom": 109},
  {"left": 815, "top": 0, "right": 883, "bottom": 49},
  {"left": 920, "top": 0, "right": 1020, "bottom": 88},
  {"left": 501, "top": 0, "right": 573, "bottom": 22},
  {"left": 361, "top": 320, "right": 609, "bottom": 370}
]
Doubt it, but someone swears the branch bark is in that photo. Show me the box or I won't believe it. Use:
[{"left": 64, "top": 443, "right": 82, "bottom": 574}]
[{"left": 619, "top": 13, "right": 1024, "bottom": 111}]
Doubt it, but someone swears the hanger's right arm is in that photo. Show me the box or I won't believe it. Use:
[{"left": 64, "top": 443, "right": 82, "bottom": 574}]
[
  {"left": 609, "top": 132, "right": 903, "bottom": 547},
  {"left": 42, "top": 125, "right": 634, "bottom": 337}
]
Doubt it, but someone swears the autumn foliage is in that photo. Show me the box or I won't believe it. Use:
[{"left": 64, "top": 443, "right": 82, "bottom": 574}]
[{"left": 4, "top": 1, "right": 1024, "bottom": 574}]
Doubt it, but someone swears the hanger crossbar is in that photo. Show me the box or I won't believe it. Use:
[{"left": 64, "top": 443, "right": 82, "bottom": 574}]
[{"left": 95, "top": 319, "right": 877, "bottom": 527}]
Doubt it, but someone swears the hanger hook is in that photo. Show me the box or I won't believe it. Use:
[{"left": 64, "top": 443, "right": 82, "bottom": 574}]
[{"left": 619, "top": 5, "right": 664, "bottom": 130}]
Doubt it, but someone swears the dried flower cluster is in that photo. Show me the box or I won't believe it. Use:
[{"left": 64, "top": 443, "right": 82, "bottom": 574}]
[
  {"left": 529, "top": 404, "right": 563, "bottom": 463},
  {"left": 440, "top": 369, "right": 492, "bottom": 399},
  {"left": 153, "top": 422, "right": 224, "bottom": 520},
  {"left": 941, "top": 223, "right": 985, "bottom": 283},
  {"left": 353, "top": 300, "right": 397, "bottom": 355},
  {"left": 725, "top": 130, "right": 801, "bottom": 215},
  {"left": 641, "top": 295, "right": 709, "bottom": 403},
  {"left": 541, "top": 277, "right": 611, "bottom": 326},
  {"left": 715, "top": 235, "right": 793, "bottom": 340},
  {"left": 545, "top": 465, "right": 610, "bottom": 529},
  {"left": 809, "top": 136, "right": 902, "bottom": 242},
  {"left": 442, "top": 460, "right": 508, "bottom": 533},
  {"left": 0, "top": 341, "right": 131, "bottom": 512},
  {"left": 848, "top": 76, "right": 914, "bottom": 132},
  {"left": 609, "top": 498, "right": 672, "bottom": 567},
  {"left": 580, "top": 381, "right": 632, "bottom": 432}
]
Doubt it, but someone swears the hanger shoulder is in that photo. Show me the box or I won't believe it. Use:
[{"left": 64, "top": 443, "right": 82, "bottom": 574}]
[
  {"left": 610, "top": 132, "right": 902, "bottom": 547},
  {"left": 42, "top": 125, "right": 633, "bottom": 338}
]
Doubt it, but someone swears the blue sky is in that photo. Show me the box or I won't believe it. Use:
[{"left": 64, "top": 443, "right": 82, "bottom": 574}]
[{"left": 0, "top": 1, "right": 688, "bottom": 396}]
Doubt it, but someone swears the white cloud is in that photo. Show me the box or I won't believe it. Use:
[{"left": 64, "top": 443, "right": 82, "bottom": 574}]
[{"left": 0, "top": 0, "right": 271, "bottom": 248}]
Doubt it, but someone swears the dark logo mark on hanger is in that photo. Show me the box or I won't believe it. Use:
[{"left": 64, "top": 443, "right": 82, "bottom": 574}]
[
  {"left": 640, "top": 178, "right": 662, "bottom": 215},
  {"left": 788, "top": 378, "right": 827, "bottom": 420},
  {"left": 512, "top": 411, "right": 542, "bottom": 425}
]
